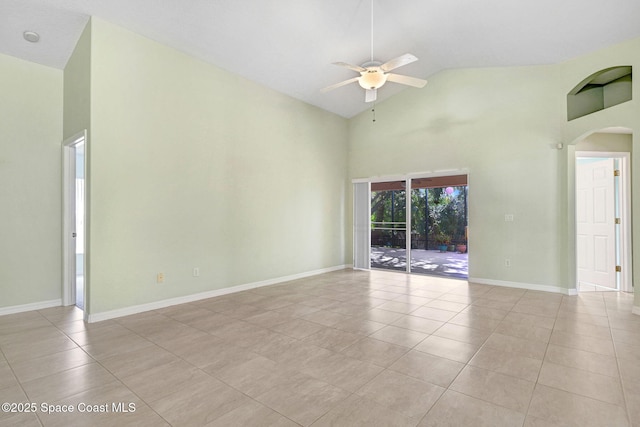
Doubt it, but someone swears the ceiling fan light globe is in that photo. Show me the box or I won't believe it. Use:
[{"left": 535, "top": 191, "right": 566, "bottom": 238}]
[{"left": 358, "top": 69, "right": 387, "bottom": 90}]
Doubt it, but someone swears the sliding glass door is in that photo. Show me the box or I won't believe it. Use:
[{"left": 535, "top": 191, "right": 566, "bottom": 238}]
[
  {"left": 354, "top": 174, "right": 469, "bottom": 279},
  {"left": 410, "top": 177, "right": 468, "bottom": 278}
]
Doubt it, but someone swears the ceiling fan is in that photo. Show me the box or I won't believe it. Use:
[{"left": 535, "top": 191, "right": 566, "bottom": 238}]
[{"left": 321, "top": 0, "right": 427, "bottom": 103}]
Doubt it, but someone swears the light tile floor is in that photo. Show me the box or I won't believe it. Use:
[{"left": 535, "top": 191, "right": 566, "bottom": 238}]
[{"left": 1, "top": 269, "right": 639, "bottom": 426}]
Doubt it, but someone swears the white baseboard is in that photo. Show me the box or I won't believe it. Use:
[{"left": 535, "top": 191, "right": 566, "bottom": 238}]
[
  {"left": 0, "top": 299, "right": 62, "bottom": 317},
  {"left": 88, "top": 264, "right": 349, "bottom": 323},
  {"left": 632, "top": 306, "right": 640, "bottom": 317},
  {"left": 468, "top": 277, "right": 575, "bottom": 295}
]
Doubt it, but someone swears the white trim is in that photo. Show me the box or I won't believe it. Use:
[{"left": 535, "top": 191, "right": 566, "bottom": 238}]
[
  {"left": 87, "top": 264, "right": 349, "bottom": 323},
  {"left": 352, "top": 168, "right": 470, "bottom": 184},
  {"left": 619, "top": 154, "right": 633, "bottom": 293},
  {"left": 632, "top": 306, "right": 640, "bottom": 316},
  {"left": 62, "top": 131, "right": 88, "bottom": 309},
  {"left": 0, "top": 299, "right": 62, "bottom": 316},
  {"left": 468, "top": 277, "right": 576, "bottom": 295},
  {"left": 352, "top": 177, "right": 373, "bottom": 184},
  {"left": 576, "top": 151, "right": 629, "bottom": 158}
]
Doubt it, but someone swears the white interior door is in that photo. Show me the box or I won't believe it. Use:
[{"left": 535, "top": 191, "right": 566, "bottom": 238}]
[
  {"left": 73, "top": 142, "right": 85, "bottom": 308},
  {"left": 63, "top": 132, "right": 86, "bottom": 310},
  {"left": 576, "top": 158, "right": 616, "bottom": 289}
]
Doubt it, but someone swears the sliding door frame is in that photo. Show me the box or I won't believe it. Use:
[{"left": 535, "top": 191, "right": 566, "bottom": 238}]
[{"left": 353, "top": 169, "right": 469, "bottom": 274}]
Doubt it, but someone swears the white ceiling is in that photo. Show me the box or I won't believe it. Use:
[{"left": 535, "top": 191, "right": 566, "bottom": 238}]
[{"left": 3, "top": 0, "right": 640, "bottom": 118}]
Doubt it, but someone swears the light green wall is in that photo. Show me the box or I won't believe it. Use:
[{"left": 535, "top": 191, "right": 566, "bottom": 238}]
[
  {"left": 349, "top": 36, "right": 638, "bottom": 306},
  {"left": 568, "top": 86, "right": 604, "bottom": 121},
  {"left": 604, "top": 75, "right": 632, "bottom": 109},
  {"left": 0, "top": 54, "right": 63, "bottom": 308},
  {"left": 87, "top": 18, "right": 348, "bottom": 313},
  {"left": 577, "top": 133, "right": 632, "bottom": 152},
  {"left": 560, "top": 37, "right": 639, "bottom": 307},
  {"left": 63, "top": 19, "right": 91, "bottom": 140},
  {"left": 349, "top": 65, "right": 567, "bottom": 288},
  {"left": 2, "top": 16, "right": 639, "bottom": 315}
]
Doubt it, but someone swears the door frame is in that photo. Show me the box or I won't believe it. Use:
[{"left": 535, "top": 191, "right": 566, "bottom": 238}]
[
  {"left": 353, "top": 169, "right": 470, "bottom": 275},
  {"left": 575, "top": 151, "right": 632, "bottom": 292},
  {"left": 62, "top": 130, "right": 88, "bottom": 310}
]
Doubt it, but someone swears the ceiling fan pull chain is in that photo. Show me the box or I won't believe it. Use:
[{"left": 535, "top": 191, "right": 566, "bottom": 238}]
[{"left": 372, "top": 101, "right": 376, "bottom": 123}]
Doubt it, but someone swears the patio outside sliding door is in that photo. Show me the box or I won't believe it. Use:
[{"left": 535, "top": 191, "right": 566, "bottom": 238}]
[
  {"left": 410, "top": 176, "right": 469, "bottom": 279},
  {"left": 370, "top": 180, "right": 408, "bottom": 272}
]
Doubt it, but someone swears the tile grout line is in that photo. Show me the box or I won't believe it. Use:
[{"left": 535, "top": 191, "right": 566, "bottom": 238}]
[
  {"left": 118, "top": 308, "right": 332, "bottom": 426},
  {"left": 520, "top": 291, "right": 560, "bottom": 426},
  {"left": 606, "top": 303, "right": 634, "bottom": 426}
]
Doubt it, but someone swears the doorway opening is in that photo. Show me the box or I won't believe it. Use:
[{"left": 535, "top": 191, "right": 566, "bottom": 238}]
[
  {"left": 575, "top": 151, "right": 632, "bottom": 293},
  {"left": 366, "top": 174, "right": 468, "bottom": 279},
  {"left": 63, "top": 132, "right": 87, "bottom": 310}
]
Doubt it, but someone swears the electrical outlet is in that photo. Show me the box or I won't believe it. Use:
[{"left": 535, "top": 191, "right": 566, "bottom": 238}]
[
  {"left": 504, "top": 214, "right": 514, "bottom": 222},
  {"left": 193, "top": 267, "right": 200, "bottom": 277},
  {"left": 157, "top": 273, "right": 164, "bottom": 283},
  {"left": 504, "top": 259, "right": 511, "bottom": 267}
]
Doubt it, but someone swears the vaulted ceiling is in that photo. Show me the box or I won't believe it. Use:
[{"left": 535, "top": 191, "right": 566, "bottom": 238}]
[{"left": 3, "top": 0, "right": 640, "bottom": 118}]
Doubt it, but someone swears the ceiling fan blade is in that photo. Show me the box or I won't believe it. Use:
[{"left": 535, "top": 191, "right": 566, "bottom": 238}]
[
  {"left": 365, "top": 88, "right": 377, "bottom": 103},
  {"left": 386, "top": 73, "right": 428, "bottom": 88},
  {"left": 380, "top": 53, "right": 418, "bottom": 72},
  {"left": 332, "top": 62, "right": 367, "bottom": 73},
  {"left": 320, "top": 77, "right": 360, "bottom": 93}
]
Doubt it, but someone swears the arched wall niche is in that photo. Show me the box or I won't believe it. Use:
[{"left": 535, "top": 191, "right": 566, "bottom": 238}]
[{"left": 567, "top": 66, "right": 632, "bottom": 121}]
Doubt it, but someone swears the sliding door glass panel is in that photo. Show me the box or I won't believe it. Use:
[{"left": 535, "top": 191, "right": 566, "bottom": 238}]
[
  {"left": 411, "top": 187, "right": 428, "bottom": 251},
  {"left": 410, "top": 176, "right": 469, "bottom": 279},
  {"left": 371, "top": 181, "right": 407, "bottom": 271},
  {"left": 75, "top": 142, "right": 85, "bottom": 308}
]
